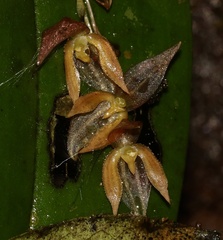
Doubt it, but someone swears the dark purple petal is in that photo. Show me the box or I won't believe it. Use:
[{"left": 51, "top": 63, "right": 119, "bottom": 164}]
[
  {"left": 117, "top": 42, "right": 181, "bottom": 111},
  {"left": 119, "top": 158, "right": 151, "bottom": 216}
]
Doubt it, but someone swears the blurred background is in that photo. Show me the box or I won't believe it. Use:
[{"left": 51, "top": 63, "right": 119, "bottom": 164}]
[{"left": 178, "top": 0, "right": 223, "bottom": 234}]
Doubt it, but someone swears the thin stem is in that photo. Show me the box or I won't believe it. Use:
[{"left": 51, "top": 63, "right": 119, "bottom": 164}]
[{"left": 84, "top": 0, "right": 100, "bottom": 34}]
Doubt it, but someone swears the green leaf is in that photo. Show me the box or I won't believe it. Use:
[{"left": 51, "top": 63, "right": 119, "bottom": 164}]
[
  {"left": 0, "top": 1, "right": 37, "bottom": 239},
  {"left": 0, "top": 0, "right": 192, "bottom": 239}
]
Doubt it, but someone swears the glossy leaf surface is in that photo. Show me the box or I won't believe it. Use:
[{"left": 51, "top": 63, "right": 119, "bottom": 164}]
[
  {"left": 0, "top": 1, "right": 37, "bottom": 239},
  {"left": 0, "top": 1, "right": 192, "bottom": 239}
]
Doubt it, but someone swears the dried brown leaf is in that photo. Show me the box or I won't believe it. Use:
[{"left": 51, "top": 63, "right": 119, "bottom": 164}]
[{"left": 37, "top": 18, "right": 89, "bottom": 65}]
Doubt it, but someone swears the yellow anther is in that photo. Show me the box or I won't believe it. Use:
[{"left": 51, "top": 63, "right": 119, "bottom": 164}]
[
  {"left": 73, "top": 35, "right": 91, "bottom": 63},
  {"left": 103, "top": 97, "right": 126, "bottom": 119},
  {"left": 115, "top": 97, "right": 126, "bottom": 108}
]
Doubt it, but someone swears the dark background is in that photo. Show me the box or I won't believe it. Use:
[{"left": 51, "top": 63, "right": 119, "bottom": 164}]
[{"left": 178, "top": 0, "right": 223, "bottom": 234}]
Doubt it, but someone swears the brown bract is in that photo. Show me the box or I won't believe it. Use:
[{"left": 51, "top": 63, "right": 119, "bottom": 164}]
[
  {"left": 96, "top": 0, "right": 112, "bottom": 10},
  {"left": 37, "top": 18, "right": 89, "bottom": 65}
]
